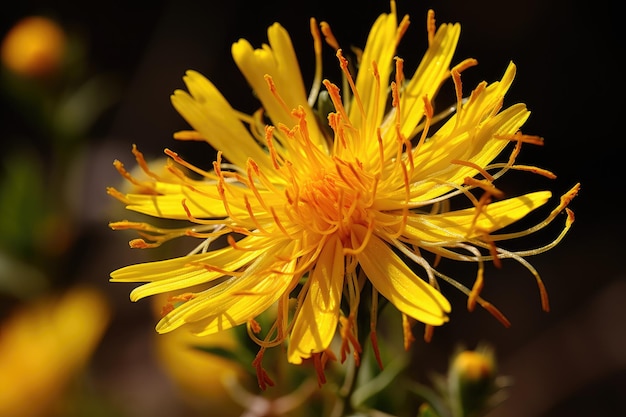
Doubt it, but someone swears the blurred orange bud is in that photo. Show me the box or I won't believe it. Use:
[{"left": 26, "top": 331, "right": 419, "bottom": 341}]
[
  {"left": 451, "top": 350, "right": 495, "bottom": 382},
  {"left": 1, "top": 16, "right": 67, "bottom": 78}
]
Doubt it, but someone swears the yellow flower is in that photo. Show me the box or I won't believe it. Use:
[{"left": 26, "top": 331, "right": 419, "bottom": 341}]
[
  {"left": 0, "top": 287, "right": 110, "bottom": 417},
  {"left": 109, "top": 2, "right": 577, "bottom": 383},
  {"left": 150, "top": 293, "right": 252, "bottom": 416}
]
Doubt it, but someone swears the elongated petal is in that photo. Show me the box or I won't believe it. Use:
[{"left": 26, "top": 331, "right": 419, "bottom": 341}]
[
  {"left": 156, "top": 241, "right": 297, "bottom": 334},
  {"left": 111, "top": 245, "right": 266, "bottom": 301},
  {"left": 288, "top": 236, "right": 344, "bottom": 364},
  {"left": 121, "top": 189, "right": 229, "bottom": 219},
  {"left": 351, "top": 10, "right": 398, "bottom": 130},
  {"left": 408, "top": 104, "right": 530, "bottom": 204},
  {"left": 353, "top": 226, "right": 450, "bottom": 325},
  {"left": 408, "top": 64, "right": 521, "bottom": 183},
  {"left": 232, "top": 24, "right": 326, "bottom": 153},
  {"left": 397, "top": 23, "right": 460, "bottom": 140},
  {"left": 171, "top": 71, "right": 276, "bottom": 173},
  {"left": 403, "top": 191, "right": 552, "bottom": 242}
]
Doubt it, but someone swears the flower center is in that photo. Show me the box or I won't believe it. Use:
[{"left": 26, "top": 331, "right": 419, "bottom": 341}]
[{"left": 286, "top": 158, "right": 376, "bottom": 244}]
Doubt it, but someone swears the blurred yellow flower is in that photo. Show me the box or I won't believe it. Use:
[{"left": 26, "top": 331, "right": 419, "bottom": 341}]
[
  {"left": 109, "top": 1, "right": 577, "bottom": 384},
  {"left": 0, "top": 286, "right": 110, "bottom": 417},
  {"left": 1, "top": 16, "right": 67, "bottom": 78},
  {"left": 150, "top": 293, "right": 252, "bottom": 417}
]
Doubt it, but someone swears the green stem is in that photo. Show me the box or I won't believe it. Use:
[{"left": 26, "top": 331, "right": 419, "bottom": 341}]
[{"left": 330, "top": 354, "right": 361, "bottom": 417}]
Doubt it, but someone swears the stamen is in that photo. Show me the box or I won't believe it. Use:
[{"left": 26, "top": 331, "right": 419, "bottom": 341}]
[
  {"left": 467, "top": 266, "right": 484, "bottom": 312},
  {"left": 112, "top": 159, "right": 157, "bottom": 194},
  {"left": 494, "top": 247, "right": 550, "bottom": 312},
  {"left": 495, "top": 132, "right": 545, "bottom": 146},
  {"left": 180, "top": 199, "right": 226, "bottom": 225},
  {"left": 344, "top": 218, "right": 375, "bottom": 255},
  {"left": 469, "top": 192, "right": 492, "bottom": 235},
  {"left": 492, "top": 183, "right": 580, "bottom": 241},
  {"left": 451, "top": 159, "right": 495, "bottom": 181},
  {"left": 319, "top": 21, "right": 339, "bottom": 51},
  {"left": 376, "top": 128, "right": 385, "bottom": 174},
  {"left": 426, "top": 10, "right": 436, "bottom": 46},
  {"left": 327, "top": 113, "right": 346, "bottom": 152},
  {"left": 451, "top": 70, "right": 463, "bottom": 126},
  {"left": 479, "top": 301, "right": 511, "bottom": 328},
  {"left": 402, "top": 313, "right": 417, "bottom": 349},
  {"left": 264, "top": 125, "right": 283, "bottom": 171},
  {"left": 213, "top": 153, "right": 244, "bottom": 223},
  {"left": 337, "top": 49, "right": 365, "bottom": 120},
  {"left": 264, "top": 75, "right": 293, "bottom": 117},
  {"left": 463, "top": 177, "right": 505, "bottom": 199},
  {"left": 106, "top": 187, "right": 130, "bottom": 204},
  {"left": 313, "top": 353, "right": 327, "bottom": 386},
  {"left": 423, "top": 324, "right": 434, "bottom": 343},
  {"left": 450, "top": 59, "right": 478, "bottom": 126},
  {"left": 164, "top": 148, "right": 215, "bottom": 179},
  {"left": 226, "top": 235, "right": 258, "bottom": 251},
  {"left": 243, "top": 195, "right": 269, "bottom": 234},
  {"left": 452, "top": 58, "right": 479, "bottom": 74},
  {"left": 411, "top": 95, "right": 433, "bottom": 156},
  {"left": 248, "top": 319, "right": 262, "bottom": 334},
  {"left": 433, "top": 268, "right": 511, "bottom": 327},
  {"left": 484, "top": 235, "right": 503, "bottom": 269},
  {"left": 160, "top": 303, "right": 174, "bottom": 317},
  {"left": 339, "top": 315, "right": 362, "bottom": 365},
  {"left": 192, "top": 261, "right": 243, "bottom": 277},
  {"left": 172, "top": 129, "right": 204, "bottom": 140},
  {"left": 169, "top": 292, "right": 196, "bottom": 303},
  {"left": 245, "top": 161, "right": 273, "bottom": 213},
  {"left": 510, "top": 165, "right": 557, "bottom": 179},
  {"left": 308, "top": 18, "right": 323, "bottom": 107},
  {"left": 252, "top": 348, "right": 275, "bottom": 390},
  {"left": 270, "top": 207, "right": 293, "bottom": 238},
  {"left": 369, "top": 287, "right": 383, "bottom": 369},
  {"left": 370, "top": 60, "right": 381, "bottom": 141},
  {"left": 247, "top": 318, "right": 283, "bottom": 348},
  {"left": 323, "top": 80, "right": 351, "bottom": 126},
  {"left": 395, "top": 14, "right": 411, "bottom": 47},
  {"left": 129, "top": 239, "right": 152, "bottom": 249},
  {"left": 131, "top": 144, "right": 160, "bottom": 180}
]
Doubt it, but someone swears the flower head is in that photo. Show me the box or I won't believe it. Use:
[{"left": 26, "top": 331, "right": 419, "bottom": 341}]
[{"left": 109, "top": 2, "right": 577, "bottom": 384}]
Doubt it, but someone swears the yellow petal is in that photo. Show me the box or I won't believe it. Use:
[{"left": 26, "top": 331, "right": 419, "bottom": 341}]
[
  {"left": 403, "top": 191, "right": 552, "bottom": 242},
  {"left": 231, "top": 24, "right": 326, "bottom": 152},
  {"left": 156, "top": 241, "right": 297, "bottom": 334},
  {"left": 111, "top": 243, "right": 267, "bottom": 301},
  {"left": 397, "top": 22, "right": 461, "bottom": 140},
  {"left": 121, "top": 189, "right": 229, "bottom": 219},
  {"left": 171, "top": 70, "right": 276, "bottom": 172},
  {"left": 288, "top": 236, "right": 344, "bottom": 364},
  {"left": 354, "top": 226, "right": 450, "bottom": 325},
  {"left": 0, "top": 287, "right": 110, "bottom": 417},
  {"left": 351, "top": 10, "right": 398, "bottom": 130}
]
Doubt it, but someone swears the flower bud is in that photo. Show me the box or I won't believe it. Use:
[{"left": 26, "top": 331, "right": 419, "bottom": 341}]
[
  {"left": 1, "top": 16, "right": 67, "bottom": 78},
  {"left": 448, "top": 348, "right": 497, "bottom": 417}
]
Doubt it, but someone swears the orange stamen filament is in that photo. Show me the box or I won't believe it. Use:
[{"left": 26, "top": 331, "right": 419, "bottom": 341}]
[
  {"left": 426, "top": 10, "right": 436, "bottom": 46},
  {"left": 337, "top": 49, "right": 365, "bottom": 122},
  {"left": 308, "top": 17, "right": 323, "bottom": 107},
  {"left": 402, "top": 314, "right": 417, "bottom": 349},
  {"left": 369, "top": 287, "right": 383, "bottom": 369},
  {"left": 319, "top": 21, "right": 340, "bottom": 51},
  {"left": 433, "top": 269, "right": 511, "bottom": 327}
]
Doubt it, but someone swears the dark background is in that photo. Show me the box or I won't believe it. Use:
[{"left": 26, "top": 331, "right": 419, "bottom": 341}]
[{"left": 1, "top": 1, "right": 624, "bottom": 416}]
